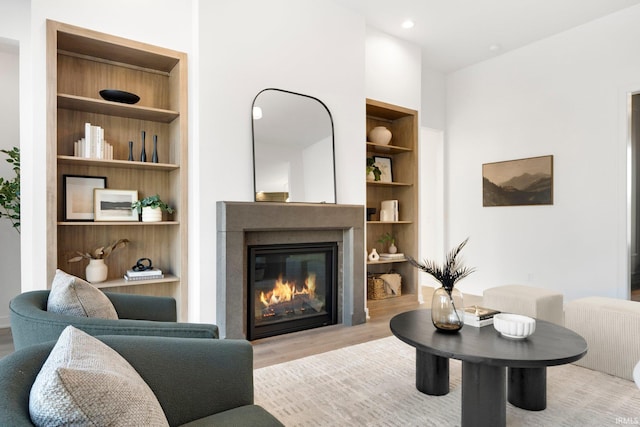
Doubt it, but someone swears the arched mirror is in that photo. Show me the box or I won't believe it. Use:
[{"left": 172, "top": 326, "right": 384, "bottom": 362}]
[{"left": 252, "top": 88, "right": 336, "bottom": 203}]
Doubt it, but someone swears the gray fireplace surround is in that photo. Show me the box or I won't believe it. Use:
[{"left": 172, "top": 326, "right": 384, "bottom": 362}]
[{"left": 216, "top": 201, "right": 366, "bottom": 339}]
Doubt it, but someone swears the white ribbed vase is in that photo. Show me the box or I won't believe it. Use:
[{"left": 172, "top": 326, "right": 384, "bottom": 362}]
[{"left": 142, "top": 206, "right": 162, "bottom": 222}]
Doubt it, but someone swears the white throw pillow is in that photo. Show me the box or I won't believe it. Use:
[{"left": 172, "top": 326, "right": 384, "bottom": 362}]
[
  {"left": 47, "top": 269, "right": 118, "bottom": 319},
  {"left": 29, "top": 325, "right": 169, "bottom": 427}
]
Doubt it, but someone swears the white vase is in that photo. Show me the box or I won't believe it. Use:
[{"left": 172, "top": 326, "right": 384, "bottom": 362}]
[
  {"left": 368, "top": 126, "right": 392, "bottom": 145},
  {"left": 368, "top": 248, "right": 380, "bottom": 262},
  {"left": 388, "top": 243, "right": 398, "bottom": 254},
  {"left": 86, "top": 259, "right": 108, "bottom": 283},
  {"left": 142, "top": 206, "right": 162, "bottom": 222}
]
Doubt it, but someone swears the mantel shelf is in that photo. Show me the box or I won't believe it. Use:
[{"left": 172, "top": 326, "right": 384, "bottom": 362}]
[
  {"left": 366, "top": 142, "right": 412, "bottom": 154},
  {"left": 94, "top": 274, "right": 179, "bottom": 289},
  {"left": 366, "top": 180, "right": 412, "bottom": 187},
  {"left": 58, "top": 93, "right": 179, "bottom": 123},
  {"left": 58, "top": 221, "right": 179, "bottom": 226},
  {"left": 57, "top": 155, "right": 179, "bottom": 171}
]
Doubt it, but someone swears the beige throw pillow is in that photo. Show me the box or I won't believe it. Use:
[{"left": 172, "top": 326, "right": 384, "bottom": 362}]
[
  {"left": 29, "top": 325, "right": 169, "bottom": 427},
  {"left": 47, "top": 269, "right": 118, "bottom": 319}
]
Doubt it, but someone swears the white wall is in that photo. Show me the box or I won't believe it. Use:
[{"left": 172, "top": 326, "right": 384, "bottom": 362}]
[
  {"left": 365, "top": 27, "right": 421, "bottom": 111},
  {"left": 445, "top": 5, "right": 640, "bottom": 301},
  {"left": 197, "top": 0, "right": 366, "bottom": 323},
  {"left": 0, "top": 43, "right": 21, "bottom": 327}
]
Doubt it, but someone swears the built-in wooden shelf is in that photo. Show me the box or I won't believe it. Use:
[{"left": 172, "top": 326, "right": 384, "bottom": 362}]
[
  {"left": 94, "top": 274, "right": 179, "bottom": 289},
  {"left": 367, "top": 221, "right": 413, "bottom": 225},
  {"left": 366, "top": 142, "right": 412, "bottom": 154},
  {"left": 58, "top": 94, "right": 179, "bottom": 123},
  {"left": 57, "top": 155, "right": 179, "bottom": 171},
  {"left": 366, "top": 180, "right": 412, "bottom": 187},
  {"left": 58, "top": 221, "right": 179, "bottom": 226},
  {"left": 367, "top": 259, "right": 407, "bottom": 265}
]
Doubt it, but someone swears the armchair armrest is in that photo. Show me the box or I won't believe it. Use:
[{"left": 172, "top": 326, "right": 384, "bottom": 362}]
[
  {"left": 99, "top": 335, "right": 254, "bottom": 426},
  {"left": 105, "top": 291, "right": 176, "bottom": 321}
]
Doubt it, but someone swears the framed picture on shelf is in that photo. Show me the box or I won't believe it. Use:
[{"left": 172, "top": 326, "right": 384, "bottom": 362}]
[
  {"left": 374, "top": 156, "right": 393, "bottom": 183},
  {"left": 63, "top": 175, "right": 107, "bottom": 221},
  {"left": 94, "top": 189, "right": 139, "bottom": 222}
]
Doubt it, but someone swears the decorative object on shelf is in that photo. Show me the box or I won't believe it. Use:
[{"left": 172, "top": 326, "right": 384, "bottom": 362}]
[
  {"left": 366, "top": 157, "right": 381, "bottom": 181},
  {"left": 0, "top": 147, "right": 20, "bottom": 233},
  {"left": 93, "top": 189, "right": 139, "bottom": 222},
  {"left": 74, "top": 123, "right": 113, "bottom": 160},
  {"left": 140, "top": 130, "right": 147, "bottom": 162},
  {"left": 128, "top": 141, "right": 134, "bottom": 161},
  {"left": 407, "top": 238, "right": 475, "bottom": 333},
  {"left": 152, "top": 135, "right": 159, "bottom": 163},
  {"left": 493, "top": 313, "right": 536, "bottom": 339},
  {"left": 124, "top": 258, "right": 164, "bottom": 281},
  {"left": 377, "top": 232, "right": 397, "bottom": 254},
  {"left": 68, "top": 238, "right": 129, "bottom": 284},
  {"left": 368, "top": 248, "right": 380, "bottom": 262},
  {"left": 380, "top": 200, "right": 398, "bottom": 222},
  {"left": 366, "top": 208, "right": 376, "bottom": 221},
  {"left": 373, "top": 156, "right": 393, "bottom": 182},
  {"left": 63, "top": 175, "right": 106, "bottom": 221},
  {"left": 131, "top": 194, "right": 175, "bottom": 223},
  {"left": 99, "top": 89, "right": 140, "bottom": 104},
  {"left": 482, "top": 155, "right": 553, "bottom": 207},
  {"left": 368, "top": 126, "right": 392, "bottom": 145}
]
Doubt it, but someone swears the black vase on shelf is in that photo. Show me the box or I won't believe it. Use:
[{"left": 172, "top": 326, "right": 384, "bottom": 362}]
[
  {"left": 140, "top": 130, "right": 147, "bottom": 162},
  {"left": 152, "top": 135, "right": 159, "bottom": 163},
  {"left": 128, "top": 141, "right": 134, "bottom": 161}
]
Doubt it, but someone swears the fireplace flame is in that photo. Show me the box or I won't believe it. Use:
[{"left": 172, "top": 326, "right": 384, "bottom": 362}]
[{"left": 259, "top": 273, "right": 317, "bottom": 308}]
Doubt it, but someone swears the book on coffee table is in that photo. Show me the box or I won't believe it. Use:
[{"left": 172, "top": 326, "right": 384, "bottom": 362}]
[{"left": 463, "top": 305, "right": 501, "bottom": 327}]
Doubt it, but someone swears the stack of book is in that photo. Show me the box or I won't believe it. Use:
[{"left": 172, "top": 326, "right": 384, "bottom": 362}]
[
  {"left": 463, "top": 305, "right": 500, "bottom": 327},
  {"left": 379, "top": 253, "right": 405, "bottom": 261},
  {"left": 124, "top": 268, "right": 164, "bottom": 281},
  {"left": 73, "top": 123, "right": 114, "bottom": 160}
]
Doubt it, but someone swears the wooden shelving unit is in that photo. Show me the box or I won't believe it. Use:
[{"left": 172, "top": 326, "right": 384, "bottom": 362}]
[
  {"left": 46, "top": 20, "right": 189, "bottom": 319},
  {"left": 366, "top": 99, "right": 419, "bottom": 297}
]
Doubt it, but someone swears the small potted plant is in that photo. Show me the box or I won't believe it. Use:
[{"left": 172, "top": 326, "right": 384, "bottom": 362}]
[
  {"left": 366, "top": 157, "right": 382, "bottom": 181},
  {"left": 131, "top": 194, "right": 175, "bottom": 222},
  {"left": 0, "top": 147, "right": 20, "bottom": 233},
  {"left": 377, "top": 232, "right": 397, "bottom": 254},
  {"left": 68, "top": 238, "right": 129, "bottom": 283}
]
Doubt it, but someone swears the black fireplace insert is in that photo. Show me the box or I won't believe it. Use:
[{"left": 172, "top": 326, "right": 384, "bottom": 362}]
[{"left": 247, "top": 242, "right": 338, "bottom": 340}]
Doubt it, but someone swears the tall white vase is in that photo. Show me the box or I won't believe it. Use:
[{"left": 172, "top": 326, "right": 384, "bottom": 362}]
[{"left": 86, "top": 259, "right": 108, "bottom": 283}]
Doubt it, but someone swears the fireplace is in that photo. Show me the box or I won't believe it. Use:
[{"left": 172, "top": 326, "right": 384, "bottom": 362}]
[
  {"left": 248, "top": 242, "right": 338, "bottom": 340},
  {"left": 217, "top": 201, "right": 366, "bottom": 339}
]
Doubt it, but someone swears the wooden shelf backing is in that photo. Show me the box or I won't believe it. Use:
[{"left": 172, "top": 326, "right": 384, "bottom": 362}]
[
  {"left": 94, "top": 274, "right": 179, "bottom": 289},
  {"left": 58, "top": 94, "right": 179, "bottom": 123},
  {"left": 366, "top": 142, "right": 412, "bottom": 154},
  {"left": 57, "top": 155, "right": 179, "bottom": 171}
]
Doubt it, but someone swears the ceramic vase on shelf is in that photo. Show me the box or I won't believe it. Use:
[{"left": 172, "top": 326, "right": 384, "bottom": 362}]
[
  {"left": 368, "top": 126, "right": 392, "bottom": 145},
  {"left": 152, "top": 134, "right": 159, "bottom": 163},
  {"left": 388, "top": 243, "right": 398, "bottom": 254},
  {"left": 86, "top": 259, "right": 108, "bottom": 284},
  {"left": 140, "top": 130, "right": 147, "bottom": 162},
  {"left": 368, "top": 248, "right": 380, "bottom": 262},
  {"left": 431, "top": 286, "right": 464, "bottom": 332},
  {"left": 142, "top": 206, "right": 162, "bottom": 222}
]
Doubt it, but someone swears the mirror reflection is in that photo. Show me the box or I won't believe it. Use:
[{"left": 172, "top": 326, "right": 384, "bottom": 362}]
[{"left": 252, "top": 88, "right": 336, "bottom": 203}]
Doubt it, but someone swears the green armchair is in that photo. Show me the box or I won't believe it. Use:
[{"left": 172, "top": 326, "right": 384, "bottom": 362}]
[
  {"left": 10, "top": 290, "right": 218, "bottom": 350},
  {"left": 0, "top": 335, "right": 283, "bottom": 426}
]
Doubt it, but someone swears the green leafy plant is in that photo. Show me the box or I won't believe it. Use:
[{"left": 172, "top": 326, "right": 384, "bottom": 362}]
[
  {"left": 406, "top": 237, "right": 475, "bottom": 292},
  {"left": 131, "top": 194, "right": 175, "bottom": 214},
  {"left": 0, "top": 147, "right": 20, "bottom": 233},
  {"left": 68, "top": 239, "right": 129, "bottom": 262},
  {"left": 366, "top": 157, "right": 382, "bottom": 181},
  {"left": 377, "top": 232, "right": 395, "bottom": 246}
]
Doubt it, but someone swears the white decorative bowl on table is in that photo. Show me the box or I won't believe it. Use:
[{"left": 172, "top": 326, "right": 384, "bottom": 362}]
[{"left": 493, "top": 313, "right": 536, "bottom": 339}]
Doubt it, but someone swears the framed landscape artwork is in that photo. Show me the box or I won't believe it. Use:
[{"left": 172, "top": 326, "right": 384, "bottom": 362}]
[
  {"left": 63, "top": 175, "right": 106, "bottom": 221},
  {"left": 94, "top": 189, "right": 139, "bottom": 221},
  {"left": 482, "top": 155, "right": 553, "bottom": 207}
]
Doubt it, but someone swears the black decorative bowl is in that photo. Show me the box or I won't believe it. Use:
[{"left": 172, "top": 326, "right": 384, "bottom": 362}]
[{"left": 99, "top": 89, "right": 140, "bottom": 104}]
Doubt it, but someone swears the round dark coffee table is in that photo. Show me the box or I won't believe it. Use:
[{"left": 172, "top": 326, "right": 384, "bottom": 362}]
[{"left": 390, "top": 309, "right": 587, "bottom": 427}]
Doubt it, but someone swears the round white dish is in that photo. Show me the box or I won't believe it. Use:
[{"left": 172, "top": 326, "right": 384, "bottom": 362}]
[{"left": 493, "top": 313, "right": 536, "bottom": 339}]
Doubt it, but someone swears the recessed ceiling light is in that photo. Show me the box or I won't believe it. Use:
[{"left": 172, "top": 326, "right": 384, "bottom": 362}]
[{"left": 401, "top": 20, "right": 414, "bottom": 29}]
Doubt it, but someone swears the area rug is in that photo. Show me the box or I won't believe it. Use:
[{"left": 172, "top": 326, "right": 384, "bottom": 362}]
[{"left": 254, "top": 336, "right": 640, "bottom": 426}]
